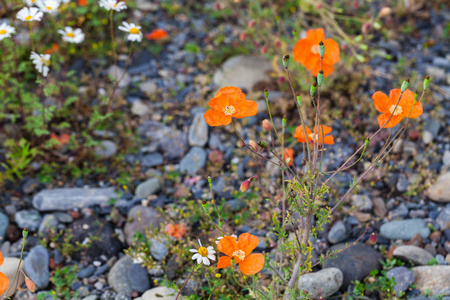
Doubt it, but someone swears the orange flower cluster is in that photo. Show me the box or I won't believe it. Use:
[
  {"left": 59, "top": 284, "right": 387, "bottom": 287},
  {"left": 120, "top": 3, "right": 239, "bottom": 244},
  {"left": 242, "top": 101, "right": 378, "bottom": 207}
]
[
  {"left": 293, "top": 28, "right": 340, "bottom": 76},
  {"left": 217, "top": 233, "right": 264, "bottom": 275},
  {"left": 145, "top": 29, "right": 168, "bottom": 40},
  {"left": 165, "top": 223, "right": 187, "bottom": 239},
  {"left": 294, "top": 125, "right": 334, "bottom": 145},
  {"left": 204, "top": 87, "right": 258, "bottom": 126},
  {"left": 0, "top": 251, "right": 9, "bottom": 295},
  {"left": 372, "top": 89, "right": 422, "bottom": 128}
]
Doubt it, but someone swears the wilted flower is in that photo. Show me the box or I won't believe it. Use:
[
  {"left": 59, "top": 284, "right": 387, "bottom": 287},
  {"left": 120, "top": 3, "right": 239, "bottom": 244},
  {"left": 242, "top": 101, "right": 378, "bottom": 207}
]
[
  {"left": 249, "top": 140, "right": 258, "bottom": 151},
  {"left": 25, "top": 276, "right": 36, "bottom": 292},
  {"left": 0, "top": 23, "right": 15, "bottom": 41},
  {"left": 30, "top": 51, "right": 51, "bottom": 77},
  {"left": 240, "top": 179, "right": 251, "bottom": 192},
  {"left": 37, "top": 0, "right": 60, "bottom": 14},
  {"left": 118, "top": 22, "right": 143, "bottom": 42},
  {"left": 378, "top": 7, "right": 391, "bottom": 18},
  {"left": 98, "top": 0, "right": 127, "bottom": 11},
  {"left": 17, "top": 7, "right": 44, "bottom": 22},
  {"left": 58, "top": 26, "right": 85, "bottom": 44},
  {"left": 262, "top": 119, "right": 271, "bottom": 131},
  {"left": 189, "top": 239, "right": 216, "bottom": 265},
  {"left": 369, "top": 232, "right": 378, "bottom": 245}
]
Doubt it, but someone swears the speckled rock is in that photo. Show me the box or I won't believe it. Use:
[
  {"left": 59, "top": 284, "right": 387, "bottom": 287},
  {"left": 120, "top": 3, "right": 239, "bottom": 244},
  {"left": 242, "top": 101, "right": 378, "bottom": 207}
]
[{"left": 412, "top": 266, "right": 450, "bottom": 296}]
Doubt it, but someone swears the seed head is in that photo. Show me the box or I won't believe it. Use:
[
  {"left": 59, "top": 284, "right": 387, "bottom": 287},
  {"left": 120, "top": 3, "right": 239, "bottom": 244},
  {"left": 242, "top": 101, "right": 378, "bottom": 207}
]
[{"left": 262, "top": 119, "right": 272, "bottom": 131}]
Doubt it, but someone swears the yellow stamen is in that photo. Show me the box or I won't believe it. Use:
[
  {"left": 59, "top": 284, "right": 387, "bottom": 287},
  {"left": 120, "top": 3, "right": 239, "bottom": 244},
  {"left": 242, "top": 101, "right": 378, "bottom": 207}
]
[
  {"left": 46, "top": 6, "right": 52, "bottom": 10},
  {"left": 25, "top": 16, "right": 32, "bottom": 21},
  {"left": 232, "top": 249, "right": 246, "bottom": 261},
  {"left": 223, "top": 105, "right": 236, "bottom": 116},
  {"left": 198, "top": 247, "right": 208, "bottom": 257},
  {"left": 389, "top": 104, "right": 403, "bottom": 116},
  {"left": 308, "top": 133, "right": 319, "bottom": 141},
  {"left": 0, "top": 30, "right": 6, "bottom": 35},
  {"left": 129, "top": 28, "right": 140, "bottom": 34},
  {"left": 311, "top": 45, "right": 320, "bottom": 55},
  {"left": 67, "top": 32, "right": 75, "bottom": 38},
  {"left": 41, "top": 57, "right": 51, "bottom": 67}
]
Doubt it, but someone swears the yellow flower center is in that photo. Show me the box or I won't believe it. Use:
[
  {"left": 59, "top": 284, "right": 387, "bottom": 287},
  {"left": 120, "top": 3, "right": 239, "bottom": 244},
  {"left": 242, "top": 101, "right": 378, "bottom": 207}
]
[
  {"left": 232, "top": 249, "right": 246, "bottom": 261},
  {"left": 389, "top": 104, "right": 403, "bottom": 116},
  {"left": 198, "top": 247, "right": 208, "bottom": 257},
  {"left": 311, "top": 44, "right": 320, "bottom": 55},
  {"left": 41, "top": 57, "right": 51, "bottom": 67},
  {"left": 0, "top": 30, "right": 6, "bottom": 35},
  {"left": 223, "top": 105, "right": 236, "bottom": 116},
  {"left": 129, "top": 28, "right": 140, "bottom": 34},
  {"left": 25, "top": 15, "right": 32, "bottom": 21},
  {"left": 67, "top": 32, "right": 75, "bottom": 38},
  {"left": 308, "top": 133, "right": 319, "bottom": 141},
  {"left": 46, "top": 6, "right": 52, "bottom": 10}
]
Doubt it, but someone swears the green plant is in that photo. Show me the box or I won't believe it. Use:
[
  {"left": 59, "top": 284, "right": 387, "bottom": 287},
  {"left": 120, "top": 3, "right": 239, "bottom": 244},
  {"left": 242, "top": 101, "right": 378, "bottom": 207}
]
[{"left": 50, "top": 266, "right": 79, "bottom": 299}]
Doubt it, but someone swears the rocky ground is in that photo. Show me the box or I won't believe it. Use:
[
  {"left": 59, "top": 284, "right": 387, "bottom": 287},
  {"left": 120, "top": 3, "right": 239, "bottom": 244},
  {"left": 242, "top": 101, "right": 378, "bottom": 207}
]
[{"left": 1, "top": 1, "right": 450, "bottom": 300}]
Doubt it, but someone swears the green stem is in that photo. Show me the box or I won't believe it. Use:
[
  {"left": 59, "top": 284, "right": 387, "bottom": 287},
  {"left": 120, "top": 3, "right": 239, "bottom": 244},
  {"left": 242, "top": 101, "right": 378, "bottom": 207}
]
[
  {"left": 28, "top": 22, "right": 34, "bottom": 51},
  {"left": 2, "top": 238, "right": 27, "bottom": 299}
]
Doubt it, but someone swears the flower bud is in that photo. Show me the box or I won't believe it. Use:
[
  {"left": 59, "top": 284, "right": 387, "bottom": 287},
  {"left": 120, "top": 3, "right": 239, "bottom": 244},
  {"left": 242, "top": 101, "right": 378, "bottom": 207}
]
[
  {"left": 318, "top": 41, "right": 325, "bottom": 57},
  {"left": 364, "top": 139, "right": 370, "bottom": 147},
  {"left": 261, "top": 46, "right": 267, "bottom": 54},
  {"left": 239, "top": 32, "right": 247, "bottom": 41},
  {"left": 202, "top": 200, "right": 209, "bottom": 213},
  {"left": 25, "top": 276, "right": 36, "bottom": 292},
  {"left": 264, "top": 88, "right": 269, "bottom": 100},
  {"left": 401, "top": 78, "right": 409, "bottom": 92},
  {"left": 310, "top": 82, "right": 317, "bottom": 97},
  {"left": 296, "top": 93, "right": 302, "bottom": 107},
  {"left": 262, "top": 119, "right": 271, "bottom": 131},
  {"left": 317, "top": 70, "right": 324, "bottom": 87},
  {"left": 248, "top": 20, "right": 255, "bottom": 28},
  {"left": 230, "top": 256, "right": 235, "bottom": 265},
  {"left": 236, "top": 141, "right": 245, "bottom": 148},
  {"left": 219, "top": 218, "right": 224, "bottom": 228},
  {"left": 378, "top": 7, "right": 391, "bottom": 18},
  {"left": 282, "top": 116, "right": 287, "bottom": 128},
  {"left": 423, "top": 75, "right": 430, "bottom": 91},
  {"left": 369, "top": 232, "right": 378, "bottom": 245},
  {"left": 282, "top": 54, "right": 289, "bottom": 68},
  {"left": 240, "top": 179, "right": 251, "bottom": 192},
  {"left": 285, "top": 157, "right": 291, "bottom": 165},
  {"left": 258, "top": 141, "right": 268, "bottom": 148},
  {"left": 414, "top": 91, "right": 418, "bottom": 101},
  {"left": 23, "top": 227, "right": 29, "bottom": 239},
  {"left": 249, "top": 140, "right": 258, "bottom": 151}
]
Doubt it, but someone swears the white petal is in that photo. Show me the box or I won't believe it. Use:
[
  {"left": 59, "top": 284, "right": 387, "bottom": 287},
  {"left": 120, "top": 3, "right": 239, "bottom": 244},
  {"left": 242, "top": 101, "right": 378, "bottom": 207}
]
[
  {"left": 202, "top": 257, "right": 210, "bottom": 265},
  {"left": 198, "top": 239, "right": 202, "bottom": 247},
  {"left": 191, "top": 253, "right": 200, "bottom": 260},
  {"left": 207, "top": 254, "right": 216, "bottom": 261},
  {"left": 189, "top": 249, "right": 198, "bottom": 253},
  {"left": 197, "top": 256, "right": 202, "bottom": 264}
]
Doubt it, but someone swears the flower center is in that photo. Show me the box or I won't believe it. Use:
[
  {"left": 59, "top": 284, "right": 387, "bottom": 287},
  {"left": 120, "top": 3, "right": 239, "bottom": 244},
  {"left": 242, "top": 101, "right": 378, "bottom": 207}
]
[
  {"left": 0, "top": 30, "right": 6, "bottom": 35},
  {"left": 311, "top": 45, "right": 320, "bottom": 55},
  {"left": 232, "top": 250, "right": 246, "bottom": 261},
  {"left": 129, "top": 28, "right": 140, "bottom": 34},
  {"left": 308, "top": 133, "right": 319, "bottom": 141},
  {"left": 25, "top": 15, "right": 32, "bottom": 20},
  {"left": 67, "top": 32, "right": 75, "bottom": 38},
  {"left": 46, "top": 6, "right": 52, "bottom": 10},
  {"left": 41, "top": 57, "right": 51, "bottom": 66},
  {"left": 198, "top": 247, "right": 208, "bottom": 257},
  {"left": 389, "top": 104, "right": 403, "bottom": 116},
  {"left": 223, "top": 105, "right": 236, "bottom": 116}
]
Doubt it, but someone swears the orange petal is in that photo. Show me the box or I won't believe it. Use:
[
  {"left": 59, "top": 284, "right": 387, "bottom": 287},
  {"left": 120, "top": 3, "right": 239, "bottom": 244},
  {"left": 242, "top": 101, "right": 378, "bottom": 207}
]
[
  {"left": 238, "top": 233, "right": 259, "bottom": 256},
  {"left": 323, "top": 135, "right": 334, "bottom": 145},
  {"left": 294, "top": 125, "right": 312, "bottom": 143},
  {"left": 306, "top": 28, "right": 325, "bottom": 44},
  {"left": 203, "top": 110, "right": 232, "bottom": 127},
  {"left": 377, "top": 113, "right": 404, "bottom": 128},
  {"left": 314, "top": 125, "right": 332, "bottom": 135},
  {"left": 372, "top": 91, "right": 391, "bottom": 113},
  {"left": 304, "top": 55, "right": 321, "bottom": 76},
  {"left": 399, "top": 89, "right": 423, "bottom": 118},
  {"left": 233, "top": 100, "right": 258, "bottom": 118},
  {"left": 321, "top": 62, "right": 334, "bottom": 77},
  {"left": 217, "top": 256, "right": 232, "bottom": 269},
  {"left": 388, "top": 89, "right": 402, "bottom": 105},
  {"left": 0, "top": 250, "right": 3, "bottom": 265},
  {"left": 239, "top": 253, "right": 265, "bottom": 275},
  {"left": 215, "top": 86, "right": 246, "bottom": 101},
  {"left": 292, "top": 39, "right": 312, "bottom": 64},
  {"left": 217, "top": 236, "right": 238, "bottom": 257},
  {"left": 0, "top": 272, "right": 9, "bottom": 295},
  {"left": 208, "top": 94, "right": 230, "bottom": 112},
  {"left": 323, "top": 38, "right": 340, "bottom": 65}
]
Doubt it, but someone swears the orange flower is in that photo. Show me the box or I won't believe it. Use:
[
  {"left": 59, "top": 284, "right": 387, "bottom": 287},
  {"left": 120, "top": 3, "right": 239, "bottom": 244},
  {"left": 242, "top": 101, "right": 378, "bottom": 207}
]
[
  {"left": 78, "top": 0, "right": 87, "bottom": 6},
  {"left": 165, "top": 223, "right": 187, "bottom": 239},
  {"left": 294, "top": 125, "right": 334, "bottom": 145},
  {"left": 283, "top": 148, "right": 294, "bottom": 166},
  {"left": 50, "top": 133, "right": 70, "bottom": 147},
  {"left": 293, "top": 28, "right": 340, "bottom": 76},
  {"left": 203, "top": 87, "right": 258, "bottom": 127},
  {"left": 44, "top": 43, "right": 59, "bottom": 55},
  {"left": 217, "top": 233, "right": 265, "bottom": 275},
  {"left": 0, "top": 251, "right": 9, "bottom": 295},
  {"left": 145, "top": 29, "right": 168, "bottom": 40},
  {"left": 372, "top": 89, "right": 423, "bottom": 128}
]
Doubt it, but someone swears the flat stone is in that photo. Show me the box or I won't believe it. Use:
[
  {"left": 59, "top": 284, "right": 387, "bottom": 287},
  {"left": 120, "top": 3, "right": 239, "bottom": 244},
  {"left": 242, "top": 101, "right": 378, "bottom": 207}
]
[
  {"left": 128, "top": 263, "right": 150, "bottom": 293},
  {"left": 131, "top": 100, "right": 150, "bottom": 116},
  {"left": 393, "top": 245, "right": 434, "bottom": 265},
  {"left": 95, "top": 140, "right": 118, "bottom": 159},
  {"left": 327, "top": 221, "right": 348, "bottom": 244},
  {"left": 188, "top": 113, "right": 208, "bottom": 147},
  {"left": 135, "top": 178, "right": 161, "bottom": 199},
  {"left": 179, "top": 147, "right": 207, "bottom": 175},
  {"left": 0, "top": 212, "right": 9, "bottom": 245},
  {"left": 38, "top": 214, "right": 59, "bottom": 238},
  {"left": 150, "top": 238, "right": 168, "bottom": 261},
  {"left": 139, "top": 80, "right": 158, "bottom": 94},
  {"left": 14, "top": 210, "right": 42, "bottom": 231},
  {"left": 32, "top": 187, "right": 118, "bottom": 211},
  {"left": 380, "top": 219, "right": 430, "bottom": 240},
  {"left": 108, "top": 256, "right": 134, "bottom": 296},
  {"left": 0, "top": 257, "right": 24, "bottom": 298},
  {"left": 213, "top": 55, "right": 272, "bottom": 91},
  {"left": 436, "top": 207, "right": 450, "bottom": 230},
  {"left": 141, "top": 287, "right": 180, "bottom": 300},
  {"left": 426, "top": 172, "right": 450, "bottom": 203},
  {"left": 351, "top": 195, "right": 372, "bottom": 212},
  {"left": 141, "top": 153, "right": 164, "bottom": 168},
  {"left": 108, "top": 65, "right": 130, "bottom": 88},
  {"left": 24, "top": 245, "right": 49, "bottom": 289},
  {"left": 296, "top": 268, "right": 343, "bottom": 299},
  {"left": 412, "top": 266, "right": 450, "bottom": 296},
  {"left": 386, "top": 267, "right": 415, "bottom": 296},
  {"left": 124, "top": 206, "right": 163, "bottom": 246}
]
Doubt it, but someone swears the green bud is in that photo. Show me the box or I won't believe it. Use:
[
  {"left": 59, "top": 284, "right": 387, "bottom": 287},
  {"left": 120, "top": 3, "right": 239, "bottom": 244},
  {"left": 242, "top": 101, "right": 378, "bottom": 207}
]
[
  {"left": 310, "top": 82, "right": 317, "bottom": 97},
  {"left": 230, "top": 257, "right": 235, "bottom": 265},
  {"left": 296, "top": 93, "right": 302, "bottom": 107},
  {"left": 219, "top": 219, "right": 224, "bottom": 228},
  {"left": 317, "top": 70, "right": 324, "bottom": 87},
  {"left": 282, "top": 116, "right": 287, "bottom": 128},
  {"left": 319, "top": 41, "right": 325, "bottom": 57},
  {"left": 23, "top": 227, "right": 29, "bottom": 239},
  {"left": 264, "top": 88, "right": 269, "bottom": 100},
  {"left": 364, "top": 139, "right": 369, "bottom": 146},
  {"left": 400, "top": 78, "right": 409, "bottom": 92},
  {"left": 282, "top": 54, "right": 289, "bottom": 68},
  {"left": 414, "top": 91, "right": 418, "bottom": 101},
  {"left": 207, "top": 176, "right": 212, "bottom": 185},
  {"left": 202, "top": 200, "right": 209, "bottom": 213},
  {"left": 258, "top": 141, "right": 268, "bottom": 148},
  {"left": 423, "top": 75, "right": 430, "bottom": 91}
]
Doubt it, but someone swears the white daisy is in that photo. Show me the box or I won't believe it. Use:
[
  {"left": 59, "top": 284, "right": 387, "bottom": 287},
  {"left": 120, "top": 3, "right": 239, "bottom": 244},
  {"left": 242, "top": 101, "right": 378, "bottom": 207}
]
[
  {"left": 0, "top": 23, "right": 16, "bottom": 41},
  {"left": 37, "top": 0, "right": 60, "bottom": 14},
  {"left": 189, "top": 239, "right": 216, "bottom": 266},
  {"left": 16, "top": 7, "right": 44, "bottom": 22},
  {"left": 215, "top": 234, "right": 237, "bottom": 244},
  {"left": 30, "top": 51, "right": 51, "bottom": 77},
  {"left": 98, "top": 0, "right": 127, "bottom": 11},
  {"left": 58, "top": 26, "right": 85, "bottom": 44},
  {"left": 118, "top": 21, "right": 142, "bottom": 42},
  {"left": 24, "top": 0, "right": 41, "bottom": 6}
]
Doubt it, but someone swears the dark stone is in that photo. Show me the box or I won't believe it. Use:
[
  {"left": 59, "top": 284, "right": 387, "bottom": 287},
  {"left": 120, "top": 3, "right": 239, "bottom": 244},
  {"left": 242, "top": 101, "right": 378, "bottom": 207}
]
[
  {"left": 386, "top": 267, "right": 415, "bottom": 296},
  {"left": 127, "top": 263, "right": 150, "bottom": 293}
]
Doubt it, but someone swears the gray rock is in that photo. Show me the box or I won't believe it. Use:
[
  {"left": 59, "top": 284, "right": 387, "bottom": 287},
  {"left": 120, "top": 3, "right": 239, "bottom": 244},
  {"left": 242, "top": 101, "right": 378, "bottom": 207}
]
[
  {"left": 393, "top": 245, "right": 434, "bottom": 265},
  {"left": 437, "top": 208, "right": 450, "bottom": 230},
  {"left": 150, "top": 238, "right": 168, "bottom": 261},
  {"left": 24, "top": 245, "right": 49, "bottom": 289},
  {"left": 82, "top": 296, "right": 98, "bottom": 300},
  {"left": 425, "top": 66, "right": 445, "bottom": 81},
  {"left": 127, "top": 263, "right": 150, "bottom": 293},
  {"left": 108, "top": 65, "right": 130, "bottom": 88},
  {"left": 38, "top": 214, "right": 59, "bottom": 237},
  {"left": 141, "top": 287, "right": 180, "bottom": 300},
  {"left": 135, "top": 178, "right": 161, "bottom": 199},
  {"left": 213, "top": 55, "right": 272, "bottom": 91},
  {"left": 141, "top": 153, "right": 164, "bottom": 168},
  {"left": 54, "top": 212, "right": 73, "bottom": 223},
  {"left": 0, "top": 257, "right": 25, "bottom": 297},
  {"left": 95, "top": 140, "right": 118, "bottom": 159},
  {"left": 22, "top": 178, "right": 40, "bottom": 194},
  {"left": 380, "top": 219, "right": 430, "bottom": 240},
  {"left": 179, "top": 147, "right": 207, "bottom": 175},
  {"left": 0, "top": 212, "right": 9, "bottom": 245},
  {"left": 123, "top": 206, "right": 163, "bottom": 246},
  {"left": 351, "top": 195, "right": 372, "bottom": 212},
  {"left": 131, "top": 100, "right": 150, "bottom": 116},
  {"left": 15, "top": 210, "right": 42, "bottom": 231},
  {"left": 33, "top": 187, "right": 118, "bottom": 211},
  {"left": 389, "top": 203, "right": 409, "bottom": 219},
  {"left": 77, "top": 265, "right": 95, "bottom": 279},
  {"left": 396, "top": 175, "right": 409, "bottom": 193},
  {"left": 108, "top": 256, "right": 134, "bottom": 296},
  {"left": 443, "top": 150, "right": 450, "bottom": 167},
  {"left": 323, "top": 243, "right": 382, "bottom": 288},
  {"left": 139, "top": 80, "right": 158, "bottom": 94},
  {"left": 386, "top": 267, "right": 415, "bottom": 296},
  {"left": 427, "top": 172, "right": 450, "bottom": 203},
  {"left": 188, "top": 113, "right": 208, "bottom": 147},
  {"left": 412, "top": 266, "right": 450, "bottom": 296},
  {"left": 372, "top": 197, "right": 387, "bottom": 218},
  {"left": 296, "top": 268, "right": 343, "bottom": 299},
  {"left": 327, "top": 221, "right": 348, "bottom": 244}
]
